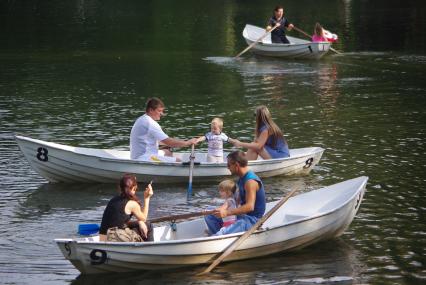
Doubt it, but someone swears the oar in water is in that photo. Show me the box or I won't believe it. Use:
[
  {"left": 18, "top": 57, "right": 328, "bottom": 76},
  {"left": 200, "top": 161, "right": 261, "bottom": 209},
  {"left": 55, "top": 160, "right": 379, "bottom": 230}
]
[
  {"left": 235, "top": 25, "right": 279, "bottom": 58},
  {"left": 186, "top": 144, "right": 196, "bottom": 199},
  {"left": 198, "top": 184, "right": 301, "bottom": 275},
  {"left": 292, "top": 25, "right": 342, "bottom": 55}
]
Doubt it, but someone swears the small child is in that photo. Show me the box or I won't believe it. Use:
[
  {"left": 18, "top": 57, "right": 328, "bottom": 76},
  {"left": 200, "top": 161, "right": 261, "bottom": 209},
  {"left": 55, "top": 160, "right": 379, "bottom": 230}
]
[
  {"left": 196, "top": 117, "right": 229, "bottom": 163},
  {"left": 312, "top": 22, "right": 327, "bottom": 42},
  {"left": 217, "top": 179, "right": 238, "bottom": 231}
]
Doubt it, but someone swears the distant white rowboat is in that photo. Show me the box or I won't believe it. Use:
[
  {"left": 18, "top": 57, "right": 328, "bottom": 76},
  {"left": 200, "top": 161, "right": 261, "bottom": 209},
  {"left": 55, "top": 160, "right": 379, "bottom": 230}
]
[{"left": 243, "top": 24, "right": 331, "bottom": 59}]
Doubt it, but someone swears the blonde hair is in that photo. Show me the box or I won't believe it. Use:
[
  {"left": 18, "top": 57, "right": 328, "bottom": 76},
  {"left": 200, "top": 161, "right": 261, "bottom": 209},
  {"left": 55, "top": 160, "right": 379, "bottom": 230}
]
[
  {"left": 254, "top": 105, "right": 285, "bottom": 148},
  {"left": 218, "top": 179, "right": 237, "bottom": 195},
  {"left": 211, "top": 117, "right": 224, "bottom": 131}
]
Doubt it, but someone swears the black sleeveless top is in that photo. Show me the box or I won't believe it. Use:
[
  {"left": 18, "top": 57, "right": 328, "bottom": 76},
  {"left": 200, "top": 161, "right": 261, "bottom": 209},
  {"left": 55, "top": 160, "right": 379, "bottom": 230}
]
[{"left": 99, "top": 195, "right": 132, "bottom": 234}]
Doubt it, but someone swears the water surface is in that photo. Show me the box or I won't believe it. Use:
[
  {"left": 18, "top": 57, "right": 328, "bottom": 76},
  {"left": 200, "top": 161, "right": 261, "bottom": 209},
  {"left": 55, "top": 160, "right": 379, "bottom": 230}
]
[{"left": 0, "top": 0, "right": 425, "bottom": 284}]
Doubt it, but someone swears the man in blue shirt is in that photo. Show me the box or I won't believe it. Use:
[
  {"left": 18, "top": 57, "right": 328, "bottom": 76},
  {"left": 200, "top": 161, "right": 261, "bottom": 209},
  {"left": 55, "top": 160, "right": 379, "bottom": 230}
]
[
  {"left": 266, "top": 6, "right": 294, "bottom": 44},
  {"left": 205, "top": 151, "right": 266, "bottom": 235}
]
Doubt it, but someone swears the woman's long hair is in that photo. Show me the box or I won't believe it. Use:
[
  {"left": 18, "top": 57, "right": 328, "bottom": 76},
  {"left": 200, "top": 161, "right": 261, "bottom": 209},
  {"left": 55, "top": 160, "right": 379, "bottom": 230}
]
[
  {"left": 314, "top": 22, "right": 324, "bottom": 37},
  {"left": 119, "top": 174, "right": 141, "bottom": 205},
  {"left": 254, "top": 105, "right": 284, "bottom": 148}
]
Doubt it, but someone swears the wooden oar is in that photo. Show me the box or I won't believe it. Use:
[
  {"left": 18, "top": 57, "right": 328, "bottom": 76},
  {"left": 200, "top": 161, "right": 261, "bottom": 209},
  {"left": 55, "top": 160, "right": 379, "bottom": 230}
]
[
  {"left": 187, "top": 144, "right": 196, "bottom": 199},
  {"left": 78, "top": 209, "right": 213, "bottom": 234},
  {"left": 292, "top": 25, "right": 342, "bottom": 55},
  {"left": 235, "top": 25, "right": 279, "bottom": 58},
  {"left": 198, "top": 184, "right": 301, "bottom": 275},
  {"left": 149, "top": 210, "right": 215, "bottom": 223}
]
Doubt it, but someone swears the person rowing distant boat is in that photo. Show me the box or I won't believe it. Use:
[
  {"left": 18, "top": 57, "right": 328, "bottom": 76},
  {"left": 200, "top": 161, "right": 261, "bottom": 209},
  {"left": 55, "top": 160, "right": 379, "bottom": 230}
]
[{"left": 266, "top": 5, "right": 294, "bottom": 44}]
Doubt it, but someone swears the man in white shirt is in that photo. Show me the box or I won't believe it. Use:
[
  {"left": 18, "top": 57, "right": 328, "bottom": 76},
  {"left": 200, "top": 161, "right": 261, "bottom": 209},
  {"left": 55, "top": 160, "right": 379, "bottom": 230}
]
[{"left": 130, "top": 97, "right": 198, "bottom": 162}]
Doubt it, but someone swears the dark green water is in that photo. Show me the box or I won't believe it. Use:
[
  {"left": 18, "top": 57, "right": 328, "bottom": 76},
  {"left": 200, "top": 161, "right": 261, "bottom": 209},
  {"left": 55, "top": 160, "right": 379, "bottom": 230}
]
[{"left": 0, "top": 0, "right": 425, "bottom": 284}]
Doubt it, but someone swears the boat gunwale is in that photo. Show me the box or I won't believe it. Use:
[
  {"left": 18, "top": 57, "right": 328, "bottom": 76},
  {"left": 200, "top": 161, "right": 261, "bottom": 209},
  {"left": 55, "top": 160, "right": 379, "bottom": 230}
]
[
  {"left": 247, "top": 39, "right": 331, "bottom": 49},
  {"left": 55, "top": 176, "right": 368, "bottom": 248}
]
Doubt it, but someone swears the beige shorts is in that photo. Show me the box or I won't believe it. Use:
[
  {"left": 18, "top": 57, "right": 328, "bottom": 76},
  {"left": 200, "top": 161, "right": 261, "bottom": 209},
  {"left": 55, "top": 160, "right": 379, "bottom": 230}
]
[{"left": 207, "top": 154, "right": 224, "bottom": 163}]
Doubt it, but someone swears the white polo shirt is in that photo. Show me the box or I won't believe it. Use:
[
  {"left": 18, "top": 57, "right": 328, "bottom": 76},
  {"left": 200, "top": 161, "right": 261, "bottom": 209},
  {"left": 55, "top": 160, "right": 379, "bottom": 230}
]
[{"left": 130, "top": 114, "right": 169, "bottom": 160}]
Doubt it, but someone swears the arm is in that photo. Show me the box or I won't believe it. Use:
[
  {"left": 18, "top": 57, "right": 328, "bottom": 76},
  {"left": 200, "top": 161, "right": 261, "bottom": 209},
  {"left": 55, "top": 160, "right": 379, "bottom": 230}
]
[
  {"left": 161, "top": 137, "right": 198, "bottom": 148},
  {"left": 229, "top": 129, "right": 269, "bottom": 151},
  {"left": 266, "top": 17, "right": 280, "bottom": 31},
  {"left": 216, "top": 180, "right": 259, "bottom": 218},
  {"left": 195, "top": 136, "right": 206, "bottom": 144},
  {"left": 217, "top": 199, "right": 229, "bottom": 212},
  {"left": 128, "top": 184, "right": 153, "bottom": 222},
  {"left": 284, "top": 18, "right": 293, "bottom": 31}
]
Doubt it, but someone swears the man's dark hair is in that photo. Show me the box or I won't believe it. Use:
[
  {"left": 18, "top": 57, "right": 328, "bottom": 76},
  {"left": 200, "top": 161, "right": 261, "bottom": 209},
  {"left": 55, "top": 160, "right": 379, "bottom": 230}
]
[
  {"left": 274, "top": 5, "right": 284, "bottom": 12},
  {"left": 145, "top": 97, "right": 165, "bottom": 112},
  {"left": 227, "top": 151, "right": 248, "bottom": 167}
]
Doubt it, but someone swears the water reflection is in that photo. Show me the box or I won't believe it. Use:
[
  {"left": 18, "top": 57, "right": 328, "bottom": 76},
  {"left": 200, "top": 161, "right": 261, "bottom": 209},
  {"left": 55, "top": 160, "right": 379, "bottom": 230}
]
[
  {"left": 18, "top": 183, "right": 115, "bottom": 220},
  {"left": 205, "top": 56, "right": 317, "bottom": 76},
  {"left": 315, "top": 63, "right": 340, "bottom": 118},
  {"left": 1, "top": 1, "right": 426, "bottom": 284}
]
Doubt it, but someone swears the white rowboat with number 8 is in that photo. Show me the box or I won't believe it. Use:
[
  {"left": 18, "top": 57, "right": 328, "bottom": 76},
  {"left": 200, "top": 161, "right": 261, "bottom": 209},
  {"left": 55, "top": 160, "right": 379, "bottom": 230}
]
[{"left": 15, "top": 135, "right": 324, "bottom": 184}]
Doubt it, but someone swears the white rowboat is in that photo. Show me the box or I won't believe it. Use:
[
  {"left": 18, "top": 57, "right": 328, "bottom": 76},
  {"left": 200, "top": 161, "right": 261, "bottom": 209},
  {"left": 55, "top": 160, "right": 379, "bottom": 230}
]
[
  {"left": 243, "top": 24, "right": 331, "bottom": 59},
  {"left": 15, "top": 135, "right": 324, "bottom": 184},
  {"left": 55, "top": 176, "right": 368, "bottom": 274}
]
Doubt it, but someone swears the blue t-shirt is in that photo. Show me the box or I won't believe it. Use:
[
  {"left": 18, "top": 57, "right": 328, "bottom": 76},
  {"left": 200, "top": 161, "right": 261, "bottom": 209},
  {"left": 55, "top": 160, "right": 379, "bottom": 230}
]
[
  {"left": 238, "top": 171, "right": 266, "bottom": 218},
  {"left": 259, "top": 125, "right": 290, "bottom": 158},
  {"left": 268, "top": 16, "right": 290, "bottom": 43}
]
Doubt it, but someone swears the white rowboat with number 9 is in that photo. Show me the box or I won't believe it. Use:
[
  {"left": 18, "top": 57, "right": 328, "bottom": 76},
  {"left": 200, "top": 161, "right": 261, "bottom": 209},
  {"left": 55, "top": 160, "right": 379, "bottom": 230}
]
[{"left": 55, "top": 176, "right": 368, "bottom": 274}]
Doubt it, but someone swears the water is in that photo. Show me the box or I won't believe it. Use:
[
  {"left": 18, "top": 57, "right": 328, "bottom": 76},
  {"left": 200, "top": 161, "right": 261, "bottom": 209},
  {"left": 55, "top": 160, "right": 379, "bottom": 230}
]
[{"left": 1, "top": 0, "right": 425, "bottom": 284}]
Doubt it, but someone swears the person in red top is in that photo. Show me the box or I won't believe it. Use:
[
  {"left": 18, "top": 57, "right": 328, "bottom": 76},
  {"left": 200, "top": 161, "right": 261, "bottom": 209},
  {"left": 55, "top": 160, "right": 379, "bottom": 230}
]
[{"left": 312, "top": 22, "right": 328, "bottom": 42}]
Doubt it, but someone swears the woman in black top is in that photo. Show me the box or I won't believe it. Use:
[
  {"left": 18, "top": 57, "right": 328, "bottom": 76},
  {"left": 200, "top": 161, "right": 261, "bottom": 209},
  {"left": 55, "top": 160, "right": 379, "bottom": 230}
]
[
  {"left": 266, "top": 6, "right": 294, "bottom": 44},
  {"left": 99, "top": 174, "right": 153, "bottom": 241}
]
